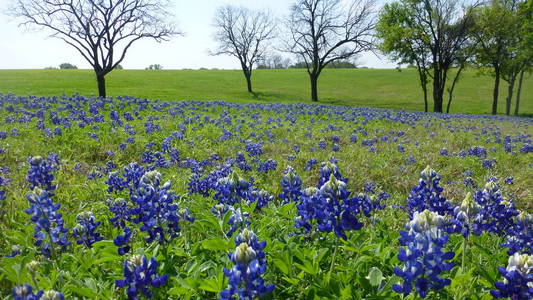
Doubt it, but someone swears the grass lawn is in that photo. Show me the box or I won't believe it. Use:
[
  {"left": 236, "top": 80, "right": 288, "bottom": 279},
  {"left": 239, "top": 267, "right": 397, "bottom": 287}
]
[{"left": 0, "top": 68, "right": 531, "bottom": 115}]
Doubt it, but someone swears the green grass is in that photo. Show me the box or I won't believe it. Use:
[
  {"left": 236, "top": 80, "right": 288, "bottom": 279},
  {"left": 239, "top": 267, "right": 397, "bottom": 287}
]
[{"left": 0, "top": 68, "right": 531, "bottom": 115}]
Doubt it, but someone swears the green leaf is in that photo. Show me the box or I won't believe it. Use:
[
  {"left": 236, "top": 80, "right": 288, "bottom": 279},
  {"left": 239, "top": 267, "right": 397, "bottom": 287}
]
[
  {"left": 199, "top": 276, "right": 222, "bottom": 293},
  {"left": 201, "top": 238, "right": 230, "bottom": 251},
  {"left": 273, "top": 258, "right": 290, "bottom": 275},
  {"left": 367, "top": 267, "right": 383, "bottom": 287}
]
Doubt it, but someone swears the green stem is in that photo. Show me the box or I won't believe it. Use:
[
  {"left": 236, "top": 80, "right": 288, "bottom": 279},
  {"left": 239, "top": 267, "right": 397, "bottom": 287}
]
[
  {"left": 461, "top": 235, "right": 468, "bottom": 272},
  {"left": 328, "top": 243, "right": 339, "bottom": 282}
]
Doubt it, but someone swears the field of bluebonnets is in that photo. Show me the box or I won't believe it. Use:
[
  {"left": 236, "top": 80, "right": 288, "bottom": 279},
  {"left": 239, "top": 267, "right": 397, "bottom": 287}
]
[{"left": 0, "top": 94, "right": 531, "bottom": 300}]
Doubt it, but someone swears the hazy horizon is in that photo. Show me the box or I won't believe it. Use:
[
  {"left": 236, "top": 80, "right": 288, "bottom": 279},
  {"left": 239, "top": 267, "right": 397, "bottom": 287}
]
[{"left": 0, "top": 0, "right": 397, "bottom": 70}]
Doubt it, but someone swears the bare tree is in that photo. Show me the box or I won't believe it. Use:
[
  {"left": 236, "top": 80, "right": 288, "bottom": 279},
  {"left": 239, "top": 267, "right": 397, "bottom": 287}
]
[
  {"left": 283, "top": 0, "right": 375, "bottom": 102},
  {"left": 13, "top": 0, "right": 179, "bottom": 97},
  {"left": 212, "top": 6, "right": 276, "bottom": 93}
]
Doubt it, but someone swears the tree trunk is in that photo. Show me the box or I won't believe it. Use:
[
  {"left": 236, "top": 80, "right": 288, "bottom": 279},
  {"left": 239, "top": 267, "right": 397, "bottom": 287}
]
[
  {"left": 505, "top": 78, "right": 515, "bottom": 116},
  {"left": 492, "top": 66, "right": 500, "bottom": 115},
  {"left": 514, "top": 69, "right": 525, "bottom": 116},
  {"left": 423, "top": 84, "right": 428, "bottom": 113},
  {"left": 432, "top": 70, "right": 443, "bottom": 113},
  {"left": 446, "top": 66, "right": 464, "bottom": 114},
  {"left": 96, "top": 73, "right": 106, "bottom": 98},
  {"left": 417, "top": 66, "right": 428, "bottom": 112},
  {"left": 245, "top": 72, "right": 253, "bottom": 93},
  {"left": 310, "top": 74, "right": 318, "bottom": 102}
]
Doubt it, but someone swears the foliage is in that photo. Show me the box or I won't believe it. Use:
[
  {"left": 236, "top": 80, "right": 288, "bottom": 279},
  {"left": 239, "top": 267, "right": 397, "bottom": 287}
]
[{"left": 0, "top": 93, "right": 531, "bottom": 299}]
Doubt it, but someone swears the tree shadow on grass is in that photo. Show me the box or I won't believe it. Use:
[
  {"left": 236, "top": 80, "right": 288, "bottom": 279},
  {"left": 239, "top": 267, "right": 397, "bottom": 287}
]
[{"left": 250, "top": 91, "right": 287, "bottom": 101}]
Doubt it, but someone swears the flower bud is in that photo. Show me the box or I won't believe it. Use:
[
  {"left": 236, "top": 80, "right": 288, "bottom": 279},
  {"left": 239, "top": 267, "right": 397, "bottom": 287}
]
[
  {"left": 235, "top": 243, "right": 256, "bottom": 265},
  {"left": 42, "top": 290, "right": 64, "bottom": 300},
  {"left": 26, "top": 260, "right": 40, "bottom": 273}
]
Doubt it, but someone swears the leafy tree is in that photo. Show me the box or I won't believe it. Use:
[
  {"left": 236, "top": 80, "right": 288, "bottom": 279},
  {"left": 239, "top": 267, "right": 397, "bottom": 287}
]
[
  {"left": 146, "top": 64, "right": 163, "bottom": 70},
  {"left": 13, "top": 0, "right": 179, "bottom": 97},
  {"left": 59, "top": 63, "right": 77, "bottom": 69},
  {"left": 212, "top": 5, "right": 276, "bottom": 93},
  {"left": 376, "top": 2, "right": 431, "bottom": 112},
  {"left": 472, "top": 0, "right": 524, "bottom": 115},
  {"left": 513, "top": 0, "right": 533, "bottom": 115},
  {"left": 283, "top": 0, "right": 375, "bottom": 102},
  {"left": 376, "top": 0, "right": 476, "bottom": 113}
]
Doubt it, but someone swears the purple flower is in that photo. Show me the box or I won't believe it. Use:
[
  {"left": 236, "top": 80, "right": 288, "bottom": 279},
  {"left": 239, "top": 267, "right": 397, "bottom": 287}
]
[
  {"left": 72, "top": 211, "right": 103, "bottom": 248},
  {"left": 25, "top": 188, "right": 70, "bottom": 257},
  {"left": 279, "top": 166, "right": 302, "bottom": 203},
  {"left": 491, "top": 253, "right": 532, "bottom": 299},
  {"left": 220, "top": 229, "right": 275, "bottom": 300},
  {"left": 393, "top": 210, "right": 455, "bottom": 298},
  {"left": 116, "top": 255, "right": 168, "bottom": 299}
]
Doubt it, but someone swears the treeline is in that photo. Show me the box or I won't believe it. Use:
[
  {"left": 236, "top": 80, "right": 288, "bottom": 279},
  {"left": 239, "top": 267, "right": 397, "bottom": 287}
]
[{"left": 13, "top": 0, "right": 532, "bottom": 115}]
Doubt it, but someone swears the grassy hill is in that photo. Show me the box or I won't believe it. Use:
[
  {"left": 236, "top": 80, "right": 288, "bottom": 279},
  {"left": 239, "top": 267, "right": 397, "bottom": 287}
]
[{"left": 0, "top": 68, "right": 531, "bottom": 115}]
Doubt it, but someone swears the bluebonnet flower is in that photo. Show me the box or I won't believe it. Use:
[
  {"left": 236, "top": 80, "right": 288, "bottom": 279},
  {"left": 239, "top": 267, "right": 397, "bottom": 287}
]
[
  {"left": 12, "top": 284, "right": 64, "bottom": 300},
  {"left": 463, "top": 175, "right": 477, "bottom": 189},
  {"left": 279, "top": 166, "right": 302, "bottom": 203},
  {"left": 505, "top": 176, "right": 514, "bottom": 185},
  {"left": 89, "top": 132, "right": 99, "bottom": 141},
  {"left": 502, "top": 212, "right": 532, "bottom": 255},
  {"left": 214, "top": 172, "right": 252, "bottom": 206},
  {"left": 473, "top": 180, "right": 518, "bottom": 236},
  {"left": 106, "top": 171, "right": 126, "bottom": 193},
  {"left": 25, "top": 188, "right": 70, "bottom": 257},
  {"left": 169, "top": 148, "right": 180, "bottom": 163},
  {"left": 351, "top": 189, "right": 388, "bottom": 218},
  {"left": 13, "top": 284, "right": 43, "bottom": 300},
  {"left": 235, "top": 152, "right": 251, "bottom": 171},
  {"left": 318, "top": 161, "right": 347, "bottom": 187},
  {"left": 318, "top": 140, "right": 326, "bottom": 149},
  {"left": 122, "top": 162, "right": 147, "bottom": 194},
  {"left": 393, "top": 210, "right": 455, "bottom": 298},
  {"left": 27, "top": 156, "right": 57, "bottom": 192},
  {"left": 227, "top": 207, "right": 251, "bottom": 237},
  {"left": 406, "top": 166, "right": 455, "bottom": 217},
  {"left": 405, "top": 155, "right": 416, "bottom": 165},
  {"left": 114, "top": 227, "right": 133, "bottom": 255},
  {"left": 453, "top": 193, "right": 482, "bottom": 237},
  {"left": 257, "top": 159, "right": 277, "bottom": 173},
  {"left": 220, "top": 228, "right": 275, "bottom": 300},
  {"left": 467, "top": 146, "right": 487, "bottom": 158},
  {"left": 0, "top": 174, "right": 10, "bottom": 204},
  {"left": 293, "top": 144, "right": 300, "bottom": 153},
  {"left": 440, "top": 148, "right": 449, "bottom": 156},
  {"left": 296, "top": 175, "right": 363, "bottom": 240},
  {"left": 520, "top": 143, "right": 532, "bottom": 153},
  {"left": 350, "top": 134, "right": 358, "bottom": 143},
  {"left": 482, "top": 158, "right": 496, "bottom": 169},
  {"left": 245, "top": 142, "right": 263, "bottom": 157},
  {"left": 246, "top": 189, "right": 273, "bottom": 210},
  {"left": 397, "top": 144, "right": 405, "bottom": 153},
  {"left": 116, "top": 255, "right": 168, "bottom": 300},
  {"left": 491, "top": 253, "right": 532, "bottom": 299},
  {"left": 72, "top": 211, "right": 103, "bottom": 248},
  {"left": 212, "top": 203, "right": 231, "bottom": 218},
  {"left": 130, "top": 171, "right": 192, "bottom": 244},
  {"left": 107, "top": 198, "right": 131, "bottom": 228},
  {"left": 304, "top": 158, "right": 318, "bottom": 171},
  {"left": 504, "top": 143, "right": 513, "bottom": 153},
  {"left": 6, "top": 245, "right": 21, "bottom": 258},
  {"left": 188, "top": 164, "right": 232, "bottom": 196}
]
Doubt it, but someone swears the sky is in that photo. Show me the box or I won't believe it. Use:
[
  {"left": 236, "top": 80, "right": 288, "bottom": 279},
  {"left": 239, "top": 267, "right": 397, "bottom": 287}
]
[{"left": 0, "top": 0, "right": 396, "bottom": 70}]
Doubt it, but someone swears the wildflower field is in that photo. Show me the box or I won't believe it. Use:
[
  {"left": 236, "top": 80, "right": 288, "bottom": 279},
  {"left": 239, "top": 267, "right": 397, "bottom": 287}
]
[{"left": 0, "top": 94, "right": 531, "bottom": 299}]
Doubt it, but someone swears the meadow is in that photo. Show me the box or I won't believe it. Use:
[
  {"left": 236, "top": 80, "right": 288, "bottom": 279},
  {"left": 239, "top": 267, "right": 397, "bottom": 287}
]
[
  {"left": 0, "top": 68, "right": 532, "bottom": 115},
  {"left": 0, "top": 93, "right": 531, "bottom": 299}
]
